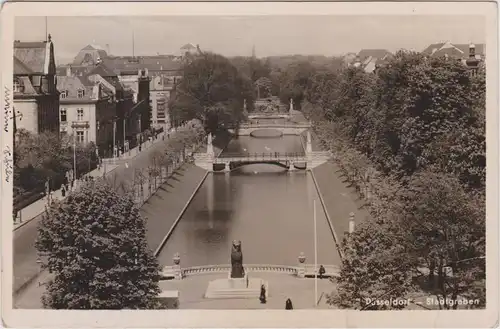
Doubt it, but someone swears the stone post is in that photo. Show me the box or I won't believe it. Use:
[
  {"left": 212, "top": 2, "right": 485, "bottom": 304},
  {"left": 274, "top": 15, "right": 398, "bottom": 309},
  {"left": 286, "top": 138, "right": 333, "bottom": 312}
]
[
  {"left": 288, "top": 161, "right": 295, "bottom": 171},
  {"left": 173, "top": 253, "right": 182, "bottom": 280},
  {"left": 224, "top": 162, "right": 231, "bottom": 173},
  {"left": 348, "top": 212, "right": 355, "bottom": 234},
  {"left": 297, "top": 252, "right": 306, "bottom": 278},
  {"left": 206, "top": 133, "right": 214, "bottom": 157},
  {"left": 306, "top": 131, "right": 313, "bottom": 154}
]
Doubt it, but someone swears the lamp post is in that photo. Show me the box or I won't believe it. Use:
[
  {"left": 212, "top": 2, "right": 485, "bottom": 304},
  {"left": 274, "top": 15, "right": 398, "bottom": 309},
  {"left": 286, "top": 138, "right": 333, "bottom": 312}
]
[
  {"left": 348, "top": 212, "right": 355, "bottom": 234},
  {"left": 113, "top": 118, "right": 117, "bottom": 160},
  {"left": 71, "top": 122, "right": 77, "bottom": 183},
  {"left": 313, "top": 199, "right": 318, "bottom": 306}
]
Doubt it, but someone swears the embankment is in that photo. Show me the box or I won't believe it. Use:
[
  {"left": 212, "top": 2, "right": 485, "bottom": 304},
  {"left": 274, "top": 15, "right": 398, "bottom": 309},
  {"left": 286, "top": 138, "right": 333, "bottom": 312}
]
[
  {"left": 300, "top": 131, "right": 371, "bottom": 257},
  {"left": 142, "top": 132, "right": 230, "bottom": 255}
]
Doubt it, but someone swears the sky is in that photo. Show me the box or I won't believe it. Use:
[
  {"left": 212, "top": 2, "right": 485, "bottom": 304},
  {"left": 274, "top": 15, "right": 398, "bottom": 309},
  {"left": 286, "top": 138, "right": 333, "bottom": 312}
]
[{"left": 14, "top": 15, "right": 486, "bottom": 64}]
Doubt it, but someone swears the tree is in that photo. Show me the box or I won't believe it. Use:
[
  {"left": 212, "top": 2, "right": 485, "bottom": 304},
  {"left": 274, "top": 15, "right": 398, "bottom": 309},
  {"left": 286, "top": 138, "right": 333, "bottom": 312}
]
[
  {"left": 36, "top": 180, "right": 161, "bottom": 309},
  {"left": 169, "top": 52, "right": 254, "bottom": 134},
  {"left": 278, "top": 61, "right": 317, "bottom": 108},
  {"left": 395, "top": 171, "right": 485, "bottom": 309},
  {"left": 328, "top": 214, "right": 417, "bottom": 310}
]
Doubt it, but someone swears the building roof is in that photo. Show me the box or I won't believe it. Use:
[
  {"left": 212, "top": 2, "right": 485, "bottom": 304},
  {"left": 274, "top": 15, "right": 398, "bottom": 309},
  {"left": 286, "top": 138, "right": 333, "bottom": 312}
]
[
  {"left": 422, "top": 42, "right": 485, "bottom": 58},
  {"left": 422, "top": 42, "right": 447, "bottom": 56},
  {"left": 432, "top": 47, "right": 465, "bottom": 59},
  {"left": 14, "top": 40, "right": 50, "bottom": 74},
  {"left": 102, "top": 56, "right": 183, "bottom": 74},
  {"left": 181, "top": 43, "right": 197, "bottom": 50},
  {"left": 72, "top": 44, "right": 108, "bottom": 66},
  {"left": 357, "top": 49, "right": 392, "bottom": 61},
  {"left": 14, "top": 56, "right": 33, "bottom": 74},
  {"left": 13, "top": 76, "right": 39, "bottom": 97},
  {"left": 57, "top": 75, "right": 94, "bottom": 101}
]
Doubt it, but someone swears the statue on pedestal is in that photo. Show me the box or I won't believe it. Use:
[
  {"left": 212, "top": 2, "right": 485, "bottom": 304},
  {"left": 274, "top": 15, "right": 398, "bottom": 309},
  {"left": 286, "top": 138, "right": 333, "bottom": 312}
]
[{"left": 230, "top": 240, "right": 245, "bottom": 278}]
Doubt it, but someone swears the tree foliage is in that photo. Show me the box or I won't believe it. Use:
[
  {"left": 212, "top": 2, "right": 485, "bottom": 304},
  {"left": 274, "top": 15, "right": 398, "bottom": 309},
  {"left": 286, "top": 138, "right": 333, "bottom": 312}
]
[
  {"left": 36, "top": 180, "right": 161, "bottom": 309},
  {"left": 14, "top": 129, "right": 98, "bottom": 197},
  {"left": 169, "top": 52, "right": 255, "bottom": 134},
  {"left": 288, "top": 50, "right": 486, "bottom": 309}
]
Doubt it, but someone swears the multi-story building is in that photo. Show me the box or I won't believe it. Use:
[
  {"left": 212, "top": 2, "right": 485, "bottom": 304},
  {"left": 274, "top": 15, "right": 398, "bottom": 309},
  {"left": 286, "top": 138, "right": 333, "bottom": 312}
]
[
  {"left": 57, "top": 66, "right": 116, "bottom": 155},
  {"left": 13, "top": 35, "right": 60, "bottom": 134},
  {"left": 422, "top": 41, "right": 485, "bottom": 62},
  {"left": 102, "top": 56, "right": 182, "bottom": 131},
  {"left": 58, "top": 44, "right": 190, "bottom": 137},
  {"left": 348, "top": 49, "right": 393, "bottom": 73}
]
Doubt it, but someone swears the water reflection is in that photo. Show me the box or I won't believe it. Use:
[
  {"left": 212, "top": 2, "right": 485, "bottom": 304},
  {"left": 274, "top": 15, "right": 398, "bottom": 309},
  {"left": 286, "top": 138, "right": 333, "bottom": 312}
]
[{"left": 157, "top": 134, "right": 340, "bottom": 267}]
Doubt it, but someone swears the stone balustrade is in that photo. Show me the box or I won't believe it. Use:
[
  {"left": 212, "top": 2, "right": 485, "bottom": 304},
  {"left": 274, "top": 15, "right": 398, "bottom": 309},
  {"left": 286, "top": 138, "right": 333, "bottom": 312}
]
[{"left": 160, "top": 263, "right": 340, "bottom": 280}]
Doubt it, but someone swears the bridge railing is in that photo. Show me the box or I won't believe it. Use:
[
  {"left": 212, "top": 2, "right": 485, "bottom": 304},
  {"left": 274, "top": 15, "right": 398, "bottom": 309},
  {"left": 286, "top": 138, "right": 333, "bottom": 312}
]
[
  {"left": 218, "top": 152, "right": 306, "bottom": 160},
  {"left": 160, "top": 263, "right": 340, "bottom": 279},
  {"left": 239, "top": 122, "right": 311, "bottom": 128}
]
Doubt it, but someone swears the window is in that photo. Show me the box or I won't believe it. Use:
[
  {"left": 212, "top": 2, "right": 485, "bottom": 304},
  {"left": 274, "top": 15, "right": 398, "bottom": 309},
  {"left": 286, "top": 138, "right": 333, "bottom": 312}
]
[
  {"left": 60, "top": 90, "right": 67, "bottom": 99},
  {"left": 77, "top": 89, "right": 85, "bottom": 98},
  {"left": 60, "top": 108, "right": 67, "bottom": 122},
  {"left": 32, "top": 75, "right": 41, "bottom": 86},
  {"left": 13, "top": 80, "right": 21, "bottom": 92},
  {"left": 77, "top": 108, "right": 84, "bottom": 121},
  {"left": 157, "top": 98, "right": 166, "bottom": 118},
  {"left": 76, "top": 131, "right": 84, "bottom": 143}
]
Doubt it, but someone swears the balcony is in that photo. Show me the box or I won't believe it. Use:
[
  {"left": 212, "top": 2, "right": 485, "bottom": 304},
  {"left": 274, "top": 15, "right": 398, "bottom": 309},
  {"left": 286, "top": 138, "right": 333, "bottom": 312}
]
[{"left": 70, "top": 121, "right": 90, "bottom": 129}]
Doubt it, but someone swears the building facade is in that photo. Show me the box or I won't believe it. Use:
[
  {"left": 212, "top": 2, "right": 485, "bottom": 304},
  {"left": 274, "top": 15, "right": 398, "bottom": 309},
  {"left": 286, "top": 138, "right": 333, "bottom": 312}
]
[
  {"left": 57, "top": 67, "right": 116, "bottom": 154},
  {"left": 13, "top": 36, "right": 60, "bottom": 134}
]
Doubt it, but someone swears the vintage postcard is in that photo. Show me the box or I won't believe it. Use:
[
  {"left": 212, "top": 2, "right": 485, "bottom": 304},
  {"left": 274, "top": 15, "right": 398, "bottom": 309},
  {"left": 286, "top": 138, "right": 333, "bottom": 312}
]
[{"left": 1, "top": 1, "right": 498, "bottom": 328}]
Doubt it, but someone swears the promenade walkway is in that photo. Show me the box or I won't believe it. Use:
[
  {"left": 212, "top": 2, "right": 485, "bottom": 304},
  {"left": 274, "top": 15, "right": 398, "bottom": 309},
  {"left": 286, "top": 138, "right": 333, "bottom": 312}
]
[
  {"left": 12, "top": 124, "right": 196, "bottom": 296},
  {"left": 14, "top": 271, "right": 335, "bottom": 309},
  {"left": 12, "top": 165, "right": 119, "bottom": 295}
]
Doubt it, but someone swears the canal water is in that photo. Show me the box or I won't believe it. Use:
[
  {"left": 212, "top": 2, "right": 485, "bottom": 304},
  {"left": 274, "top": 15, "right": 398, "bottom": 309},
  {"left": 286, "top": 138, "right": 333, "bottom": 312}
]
[{"left": 157, "top": 131, "right": 340, "bottom": 268}]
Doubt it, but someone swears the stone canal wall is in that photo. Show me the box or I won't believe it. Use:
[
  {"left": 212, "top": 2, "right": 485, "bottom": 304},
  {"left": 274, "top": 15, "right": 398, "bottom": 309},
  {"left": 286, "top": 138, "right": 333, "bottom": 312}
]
[
  {"left": 142, "top": 138, "right": 228, "bottom": 256},
  {"left": 299, "top": 131, "right": 371, "bottom": 260}
]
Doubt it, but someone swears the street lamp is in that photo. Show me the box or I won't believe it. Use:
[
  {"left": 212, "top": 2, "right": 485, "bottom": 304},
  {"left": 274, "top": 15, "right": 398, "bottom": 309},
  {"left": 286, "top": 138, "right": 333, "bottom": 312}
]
[
  {"left": 348, "top": 212, "right": 355, "bottom": 234},
  {"left": 71, "top": 122, "right": 77, "bottom": 182}
]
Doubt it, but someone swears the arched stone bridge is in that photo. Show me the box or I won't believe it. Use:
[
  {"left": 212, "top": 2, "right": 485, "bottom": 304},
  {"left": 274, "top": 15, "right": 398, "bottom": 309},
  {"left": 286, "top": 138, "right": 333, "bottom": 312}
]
[
  {"left": 194, "top": 151, "right": 331, "bottom": 171},
  {"left": 230, "top": 122, "right": 311, "bottom": 136},
  {"left": 160, "top": 263, "right": 340, "bottom": 280}
]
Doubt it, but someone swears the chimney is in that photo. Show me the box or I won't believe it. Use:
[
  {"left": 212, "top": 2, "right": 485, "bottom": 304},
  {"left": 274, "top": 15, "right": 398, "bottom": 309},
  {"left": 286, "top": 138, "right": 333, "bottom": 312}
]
[
  {"left": 469, "top": 43, "right": 476, "bottom": 58},
  {"left": 66, "top": 65, "right": 72, "bottom": 77}
]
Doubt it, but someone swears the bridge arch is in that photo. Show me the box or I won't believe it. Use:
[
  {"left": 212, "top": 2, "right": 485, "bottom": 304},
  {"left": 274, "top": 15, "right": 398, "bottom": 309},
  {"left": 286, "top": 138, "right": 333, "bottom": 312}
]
[{"left": 249, "top": 129, "right": 283, "bottom": 138}]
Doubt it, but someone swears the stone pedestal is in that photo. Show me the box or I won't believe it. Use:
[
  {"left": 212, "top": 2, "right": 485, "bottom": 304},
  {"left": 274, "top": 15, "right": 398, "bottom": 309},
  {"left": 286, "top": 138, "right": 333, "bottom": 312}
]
[
  {"left": 224, "top": 162, "right": 231, "bottom": 173},
  {"left": 205, "top": 274, "right": 268, "bottom": 299},
  {"left": 306, "top": 131, "right": 313, "bottom": 154},
  {"left": 173, "top": 265, "right": 182, "bottom": 280},
  {"left": 297, "top": 266, "right": 306, "bottom": 278},
  {"left": 288, "top": 162, "right": 296, "bottom": 171},
  {"left": 207, "top": 133, "right": 214, "bottom": 157}
]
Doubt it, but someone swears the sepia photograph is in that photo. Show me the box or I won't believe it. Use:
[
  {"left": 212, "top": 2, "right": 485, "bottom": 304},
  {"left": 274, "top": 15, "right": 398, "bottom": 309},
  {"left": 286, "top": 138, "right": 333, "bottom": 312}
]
[{"left": 1, "top": 1, "right": 498, "bottom": 328}]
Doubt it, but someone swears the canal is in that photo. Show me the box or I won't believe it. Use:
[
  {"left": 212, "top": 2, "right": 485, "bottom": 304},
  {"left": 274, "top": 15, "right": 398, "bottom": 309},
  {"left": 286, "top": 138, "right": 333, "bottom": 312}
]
[{"left": 157, "top": 130, "right": 341, "bottom": 268}]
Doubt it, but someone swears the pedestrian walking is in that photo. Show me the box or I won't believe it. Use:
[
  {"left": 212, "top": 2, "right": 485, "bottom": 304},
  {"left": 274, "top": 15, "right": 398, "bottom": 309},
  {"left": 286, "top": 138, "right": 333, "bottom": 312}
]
[
  {"left": 319, "top": 265, "right": 326, "bottom": 279},
  {"left": 285, "top": 298, "right": 293, "bottom": 310},
  {"left": 259, "top": 284, "right": 267, "bottom": 304},
  {"left": 61, "top": 184, "right": 66, "bottom": 198}
]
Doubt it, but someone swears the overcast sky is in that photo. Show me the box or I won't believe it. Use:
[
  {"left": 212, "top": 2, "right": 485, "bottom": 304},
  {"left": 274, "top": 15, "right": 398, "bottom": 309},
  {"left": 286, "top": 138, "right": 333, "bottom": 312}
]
[{"left": 15, "top": 15, "right": 485, "bottom": 64}]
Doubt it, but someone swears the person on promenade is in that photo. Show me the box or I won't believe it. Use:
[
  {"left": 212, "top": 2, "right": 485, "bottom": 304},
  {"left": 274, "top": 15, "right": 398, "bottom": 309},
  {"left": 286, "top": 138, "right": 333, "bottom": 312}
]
[
  {"left": 259, "top": 285, "right": 267, "bottom": 304},
  {"left": 319, "top": 265, "right": 326, "bottom": 279},
  {"left": 285, "top": 298, "right": 293, "bottom": 310},
  {"left": 61, "top": 184, "right": 66, "bottom": 198}
]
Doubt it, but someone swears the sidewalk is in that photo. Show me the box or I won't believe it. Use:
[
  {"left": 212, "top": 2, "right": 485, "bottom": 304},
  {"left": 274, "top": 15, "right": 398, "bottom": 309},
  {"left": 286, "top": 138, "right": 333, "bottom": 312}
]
[
  {"left": 12, "top": 124, "right": 204, "bottom": 298},
  {"left": 14, "top": 271, "right": 335, "bottom": 310},
  {"left": 102, "top": 129, "right": 173, "bottom": 164},
  {"left": 13, "top": 164, "right": 119, "bottom": 231}
]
